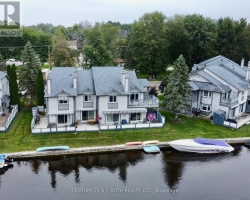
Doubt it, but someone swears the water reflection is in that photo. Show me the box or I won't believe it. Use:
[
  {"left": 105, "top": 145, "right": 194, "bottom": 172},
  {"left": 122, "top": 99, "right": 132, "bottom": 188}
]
[{"left": 0, "top": 145, "right": 244, "bottom": 192}]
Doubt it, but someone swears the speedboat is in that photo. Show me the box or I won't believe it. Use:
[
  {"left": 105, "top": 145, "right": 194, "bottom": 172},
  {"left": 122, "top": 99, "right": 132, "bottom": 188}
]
[
  {"left": 0, "top": 154, "right": 13, "bottom": 169},
  {"left": 143, "top": 145, "right": 160, "bottom": 153},
  {"left": 168, "top": 138, "right": 234, "bottom": 154}
]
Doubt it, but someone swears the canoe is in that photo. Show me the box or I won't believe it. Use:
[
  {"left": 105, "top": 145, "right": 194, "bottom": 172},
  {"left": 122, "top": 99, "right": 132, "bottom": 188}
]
[
  {"left": 143, "top": 145, "right": 160, "bottom": 153},
  {"left": 125, "top": 141, "right": 143, "bottom": 146},
  {"left": 36, "top": 146, "right": 70, "bottom": 152},
  {"left": 143, "top": 140, "right": 159, "bottom": 145}
]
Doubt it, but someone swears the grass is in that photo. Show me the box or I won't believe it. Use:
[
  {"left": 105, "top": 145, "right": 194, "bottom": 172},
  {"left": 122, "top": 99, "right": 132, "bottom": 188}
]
[{"left": 1, "top": 108, "right": 250, "bottom": 153}]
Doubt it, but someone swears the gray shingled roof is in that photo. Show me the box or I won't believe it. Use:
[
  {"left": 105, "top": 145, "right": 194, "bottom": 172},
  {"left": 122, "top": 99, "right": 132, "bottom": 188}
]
[
  {"left": 76, "top": 70, "right": 94, "bottom": 94},
  {"left": 189, "top": 81, "right": 222, "bottom": 92},
  {"left": 46, "top": 67, "right": 77, "bottom": 97},
  {"left": 92, "top": 67, "right": 146, "bottom": 96},
  {"left": 206, "top": 64, "right": 248, "bottom": 91},
  {"left": 138, "top": 79, "right": 150, "bottom": 87},
  {"left": 0, "top": 71, "right": 7, "bottom": 79}
]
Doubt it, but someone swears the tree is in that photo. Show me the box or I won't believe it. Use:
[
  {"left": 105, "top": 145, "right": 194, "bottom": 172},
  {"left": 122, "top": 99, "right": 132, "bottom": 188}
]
[
  {"left": 51, "top": 27, "right": 75, "bottom": 67},
  {"left": 163, "top": 55, "right": 191, "bottom": 118},
  {"left": 125, "top": 11, "right": 168, "bottom": 79},
  {"left": 183, "top": 14, "right": 217, "bottom": 69},
  {"left": 83, "top": 27, "right": 112, "bottom": 69},
  {"left": 0, "top": 53, "right": 6, "bottom": 71},
  {"left": 18, "top": 42, "right": 41, "bottom": 104},
  {"left": 36, "top": 70, "right": 44, "bottom": 106},
  {"left": 8, "top": 65, "right": 20, "bottom": 109}
]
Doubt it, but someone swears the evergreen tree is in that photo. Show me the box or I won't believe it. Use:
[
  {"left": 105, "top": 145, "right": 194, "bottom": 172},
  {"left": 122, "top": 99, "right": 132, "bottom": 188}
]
[
  {"left": 163, "top": 55, "right": 191, "bottom": 118},
  {"left": 18, "top": 41, "right": 41, "bottom": 104},
  {"left": 36, "top": 70, "right": 44, "bottom": 106}
]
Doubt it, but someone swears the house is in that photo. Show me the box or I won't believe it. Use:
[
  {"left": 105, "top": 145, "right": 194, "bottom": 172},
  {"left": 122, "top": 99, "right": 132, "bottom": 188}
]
[
  {"left": 0, "top": 71, "right": 10, "bottom": 114},
  {"left": 189, "top": 55, "right": 250, "bottom": 127},
  {"left": 42, "top": 66, "right": 161, "bottom": 132}
]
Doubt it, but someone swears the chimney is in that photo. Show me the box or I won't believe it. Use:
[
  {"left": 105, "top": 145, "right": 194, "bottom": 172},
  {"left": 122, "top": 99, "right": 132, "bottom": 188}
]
[
  {"left": 248, "top": 61, "right": 250, "bottom": 67},
  {"left": 73, "top": 73, "right": 77, "bottom": 89},
  {"left": 124, "top": 75, "right": 129, "bottom": 92},
  {"left": 246, "top": 64, "right": 250, "bottom": 80},
  {"left": 121, "top": 70, "right": 127, "bottom": 85},
  {"left": 241, "top": 58, "right": 245, "bottom": 68},
  {"left": 47, "top": 74, "right": 51, "bottom": 94}
]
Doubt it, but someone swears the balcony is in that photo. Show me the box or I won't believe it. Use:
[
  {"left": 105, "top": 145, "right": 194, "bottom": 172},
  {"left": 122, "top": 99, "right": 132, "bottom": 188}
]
[
  {"left": 128, "top": 95, "right": 159, "bottom": 108},
  {"left": 83, "top": 102, "right": 93, "bottom": 108},
  {"left": 58, "top": 104, "right": 69, "bottom": 110},
  {"left": 220, "top": 96, "right": 238, "bottom": 107},
  {"left": 108, "top": 102, "right": 118, "bottom": 109}
]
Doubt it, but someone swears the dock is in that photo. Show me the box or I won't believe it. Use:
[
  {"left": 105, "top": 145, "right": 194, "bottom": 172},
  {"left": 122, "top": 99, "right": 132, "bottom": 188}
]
[{"left": 5, "top": 137, "right": 249, "bottom": 160}]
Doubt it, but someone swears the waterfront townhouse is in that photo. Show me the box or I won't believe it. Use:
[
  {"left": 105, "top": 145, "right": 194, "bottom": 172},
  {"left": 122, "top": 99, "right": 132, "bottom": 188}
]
[
  {"left": 43, "top": 66, "right": 160, "bottom": 130},
  {"left": 189, "top": 55, "right": 250, "bottom": 124},
  {"left": 0, "top": 71, "right": 10, "bottom": 114}
]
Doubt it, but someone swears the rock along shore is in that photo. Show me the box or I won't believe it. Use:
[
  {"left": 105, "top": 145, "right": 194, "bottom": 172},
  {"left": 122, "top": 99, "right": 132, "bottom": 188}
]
[{"left": 5, "top": 137, "right": 250, "bottom": 160}]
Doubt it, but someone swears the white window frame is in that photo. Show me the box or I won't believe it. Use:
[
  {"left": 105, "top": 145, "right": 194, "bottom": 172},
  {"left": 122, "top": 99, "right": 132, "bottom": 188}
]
[
  {"left": 109, "top": 96, "right": 117, "bottom": 103},
  {"left": 84, "top": 95, "right": 92, "bottom": 102},
  {"left": 58, "top": 97, "right": 68, "bottom": 104},
  {"left": 82, "top": 111, "right": 95, "bottom": 121},
  {"left": 201, "top": 104, "right": 211, "bottom": 111},
  {"left": 203, "top": 91, "right": 212, "bottom": 97},
  {"left": 130, "top": 93, "right": 139, "bottom": 101},
  {"left": 130, "top": 113, "right": 141, "bottom": 121},
  {"left": 106, "top": 113, "right": 119, "bottom": 123}
]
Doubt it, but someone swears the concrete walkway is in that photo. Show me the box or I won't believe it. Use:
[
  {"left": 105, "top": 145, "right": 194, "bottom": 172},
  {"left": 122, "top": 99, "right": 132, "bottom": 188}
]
[{"left": 5, "top": 137, "right": 250, "bottom": 160}]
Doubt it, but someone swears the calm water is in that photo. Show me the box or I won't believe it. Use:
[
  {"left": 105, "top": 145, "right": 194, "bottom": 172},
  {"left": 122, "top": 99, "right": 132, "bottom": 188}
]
[{"left": 0, "top": 145, "right": 250, "bottom": 200}]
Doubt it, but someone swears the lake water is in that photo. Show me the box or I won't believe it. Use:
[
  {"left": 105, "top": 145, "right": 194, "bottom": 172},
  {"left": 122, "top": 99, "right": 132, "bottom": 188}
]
[{"left": 1, "top": 145, "right": 250, "bottom": 200}]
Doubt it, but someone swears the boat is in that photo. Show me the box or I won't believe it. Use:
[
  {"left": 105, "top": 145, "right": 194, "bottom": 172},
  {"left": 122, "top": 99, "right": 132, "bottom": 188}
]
[
  {"left": 36, "top": 146, "right": 70, "bottom": 152},
  {"left": 143, "top": 145, "right": 160, "bottom": 153},
  {"left": 125, "top": 141, "right": 143, "bottom": 146},
  {"left": 143, "top": 140, "right": 159, "bottom": 145},
  {"left": 244, "top": 140, "right": 250, "bottom": 147},
  {"left": 168, "top": 138, "right": 234, "bottom": 154},
  {"left": 0, "top": 154, "right": 13, "bottom": 169}
]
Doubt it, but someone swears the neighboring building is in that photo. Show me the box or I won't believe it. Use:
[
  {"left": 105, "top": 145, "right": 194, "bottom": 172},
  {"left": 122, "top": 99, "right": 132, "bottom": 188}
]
[
  {"left": 45, "top": 67, "right": 160, "bottom": 128},
  {"left": 0, "top": 71, "right": 10, "bottom": 114},
  {"left": 189, "top": 55, "right": 250, "bottom": 120}
]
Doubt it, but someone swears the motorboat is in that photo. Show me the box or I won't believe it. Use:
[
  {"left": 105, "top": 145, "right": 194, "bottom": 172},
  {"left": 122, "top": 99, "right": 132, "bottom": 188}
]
[
  {"left": 143, "top": 140, "right": 159, "bottom": 145},
  {"left": 125, "top": 141, "right": 143, "bottom": 146},
  {"left": 168, "top": 138, "right": 234, "bottom": 154},
  {"left": 36, "top": 146, "right": 70, "bottom": 152},
  {"left": 143, "top": 145, "right": 160, "bottom": 153},
  {"left": 0, "top": 154, "right": 13, "bottom": 169}
]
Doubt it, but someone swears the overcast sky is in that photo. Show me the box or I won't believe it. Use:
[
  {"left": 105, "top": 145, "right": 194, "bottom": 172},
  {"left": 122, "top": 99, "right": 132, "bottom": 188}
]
[{"left": 19, "top": 0, "right": 250, "bottom": 26}]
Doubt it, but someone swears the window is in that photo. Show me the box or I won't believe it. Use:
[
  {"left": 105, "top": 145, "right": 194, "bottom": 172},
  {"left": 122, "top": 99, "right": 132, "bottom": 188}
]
[
  {"left": 82, "top": 111, "right": 94, "bottom": 121},
  {"left": 84, "top": 95, "right": 92, "bottom": 102},
  {"left": 58, "top": 114, "right": 68, "bottom": 124},
  {"left": 242, "top": 91, "right": 245, "bottom": 95},
  {"left": 130, "top": 113, "right": 141, "bottom": 121},
  {"left": 203, "top": 91, "right": 211, "bottom": 97},
  {"left": 240, "top": 103, "right": 245, "bottom": 113},
  {"left": 58, "top": 97, "right": 68, "bottom": 104},
  {"left": 130, "top": 93, "right": 139, "bottom": 101},
  {"left": 231, "top": 107, "right": 236, "bottom": 117},
  {"left": 201, "top": 104, "right": 211, "bottom": 111},
  {"left": 109, "top": 96, "right": 117, "bottom": 102},
  {"left": 107, "top": 114, "right": 119, "bottom": 122}
]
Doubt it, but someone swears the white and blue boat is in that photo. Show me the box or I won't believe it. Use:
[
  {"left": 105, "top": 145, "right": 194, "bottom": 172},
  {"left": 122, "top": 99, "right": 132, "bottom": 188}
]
[
  {"left": 143, "top": 145, "right": 160, "bottom": 153},
  {"left": 168, "top": 138, "right": 234, "bottom": 154},
  {"left": 0, "top": 154, "right": 13, "bottom": 169},
  {"left": 36, "top": 146, "right": 70, "bottom": 152}
]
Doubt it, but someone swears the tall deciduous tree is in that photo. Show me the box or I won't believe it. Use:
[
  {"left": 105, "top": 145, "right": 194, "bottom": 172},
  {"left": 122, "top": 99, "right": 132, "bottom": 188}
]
[
  {"left": 51, "top": 27, "right": 75, "bottom": 67},
  {"left": 183, "top": 14, "right": 217, "bottom": 69},
  {"left": 125, "top": 11, "right": 168, "bottom": 79},
  {"left": 36, "top": 70, "right": 44, "bottom": 106},
  {"left": 163, "top": 55, "right": 191, "bottom": 118},
  {"left": 83, "top": 27, "right": 112, "bottom": 69},
  {"left": 18, "top": 42, "right": 40, "bottom": 104}
]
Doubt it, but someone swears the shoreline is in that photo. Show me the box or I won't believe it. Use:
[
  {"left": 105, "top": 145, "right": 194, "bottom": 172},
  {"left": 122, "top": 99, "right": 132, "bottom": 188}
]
[{"left": 5, "top": 137, "right": 250, "bottom": 160}]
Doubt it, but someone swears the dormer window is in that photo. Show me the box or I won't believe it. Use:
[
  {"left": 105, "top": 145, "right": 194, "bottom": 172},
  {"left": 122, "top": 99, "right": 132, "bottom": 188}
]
[
  {"left": 203, "top": 91, "right": 211, "bottom": 97},
  {"left": 109, "top": 96, "right": 117, "bottom": 102},
  {"left": 58, "top": 97, "right": 68, "bottom": 104},
  {"left": 84, "top": 95, "right": 92, "bottom": 102}
]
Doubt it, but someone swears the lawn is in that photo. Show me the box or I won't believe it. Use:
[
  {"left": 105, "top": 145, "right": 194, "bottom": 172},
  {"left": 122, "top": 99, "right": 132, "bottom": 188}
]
[{"left": 1, "top": 108, "right": 250, "bottom": 153}]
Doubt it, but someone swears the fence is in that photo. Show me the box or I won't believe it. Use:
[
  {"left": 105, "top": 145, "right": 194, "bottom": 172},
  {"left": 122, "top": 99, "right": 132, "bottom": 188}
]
[
  {"left": 0, "top": 105, "right": 18, "bottom": 132},
  {"left": 99, "top": 122, "right": 163, "bottom": 130}
]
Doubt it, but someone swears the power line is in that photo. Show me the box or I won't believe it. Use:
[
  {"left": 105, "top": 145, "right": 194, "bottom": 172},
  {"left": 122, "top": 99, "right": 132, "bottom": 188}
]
[{"left": 0, "top": 45, "right": 52, "bottom": 49}]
